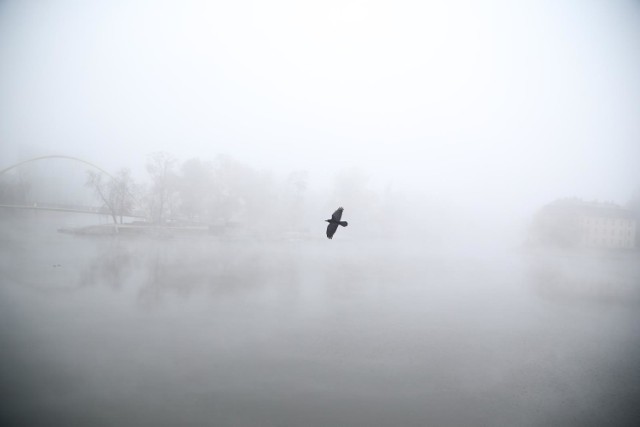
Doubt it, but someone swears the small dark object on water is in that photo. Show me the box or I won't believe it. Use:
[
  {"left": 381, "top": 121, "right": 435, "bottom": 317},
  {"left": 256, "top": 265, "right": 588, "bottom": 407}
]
[{"left": 325, "top": 207, "right": 348, "bottom": 239}]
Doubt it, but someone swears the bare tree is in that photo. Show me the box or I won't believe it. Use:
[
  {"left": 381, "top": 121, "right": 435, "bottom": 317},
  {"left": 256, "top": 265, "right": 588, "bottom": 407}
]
[
  {"left": 178, "top": 158, "right": 214, "bottom": 222},
  {"left": 85, "top": 168, "right": 137, "bottom": 226},
  {"left": 86, "top": 171, "right": 119, "bottom": 225},
  {"left": 146, "top": 152, "right": 178, "bottom": 224},
  {"left": 0, "top": 168, "right": 32, "bottom": 204},
  {"left": 112, "top": 168, "right": 136, "bottom": 223},
  {"left": 211, "top": 155, "right": 276, "bottom": 230},
  {"left": 283, "top": 170, "right": 309, "bottom": 231}
]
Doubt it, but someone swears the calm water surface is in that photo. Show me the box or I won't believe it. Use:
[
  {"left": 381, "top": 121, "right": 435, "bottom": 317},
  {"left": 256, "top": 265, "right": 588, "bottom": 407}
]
[{"left": 1, "top": 212, "right": 639, "bottom": 426}]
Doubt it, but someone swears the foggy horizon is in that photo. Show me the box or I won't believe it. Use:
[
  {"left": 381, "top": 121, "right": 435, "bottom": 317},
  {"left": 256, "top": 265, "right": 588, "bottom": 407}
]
[{"left": 2, "top": 0, "right": 639, "bottom": 214}]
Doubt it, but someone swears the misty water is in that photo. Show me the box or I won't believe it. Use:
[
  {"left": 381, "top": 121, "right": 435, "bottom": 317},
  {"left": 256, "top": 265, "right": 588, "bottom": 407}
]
[{"left": 1, "top": 211, "right": 639, "bottom": 426}]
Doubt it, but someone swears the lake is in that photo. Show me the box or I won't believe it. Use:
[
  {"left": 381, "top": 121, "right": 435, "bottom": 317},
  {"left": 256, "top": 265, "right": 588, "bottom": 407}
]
[{"left": 1, "top": 211, "right": 639, "bottom": 426}]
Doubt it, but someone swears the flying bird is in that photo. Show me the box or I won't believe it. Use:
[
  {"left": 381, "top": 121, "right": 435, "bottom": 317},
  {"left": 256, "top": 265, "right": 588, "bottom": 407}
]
[{"left": 325, "top": 207, "right": 348, "bottom": 239}]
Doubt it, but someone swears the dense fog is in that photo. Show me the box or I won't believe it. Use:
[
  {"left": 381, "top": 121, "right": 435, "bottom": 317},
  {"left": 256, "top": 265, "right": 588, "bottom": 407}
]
[{"left": 1, "top": 1, "right": 640, "bottom": 426}]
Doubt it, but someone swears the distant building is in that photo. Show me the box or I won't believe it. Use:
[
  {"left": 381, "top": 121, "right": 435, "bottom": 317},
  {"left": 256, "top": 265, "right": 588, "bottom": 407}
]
[{"left": 531, "top": 199, "right": 636, "bottom": 249}]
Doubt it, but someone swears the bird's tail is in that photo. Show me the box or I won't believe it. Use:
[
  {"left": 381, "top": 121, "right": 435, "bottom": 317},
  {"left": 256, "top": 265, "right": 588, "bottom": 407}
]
[{"left": 339, "top": 221, "right": 348, "bottom": 227}]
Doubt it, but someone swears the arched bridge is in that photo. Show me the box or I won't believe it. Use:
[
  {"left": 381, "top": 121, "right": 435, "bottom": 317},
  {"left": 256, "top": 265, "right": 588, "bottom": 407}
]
[
  {"left": 0, "top": 155, "right": 142, "bottom": 217},
  {"left": 0, "top": 155, "right": 117, "bottom": 180}
]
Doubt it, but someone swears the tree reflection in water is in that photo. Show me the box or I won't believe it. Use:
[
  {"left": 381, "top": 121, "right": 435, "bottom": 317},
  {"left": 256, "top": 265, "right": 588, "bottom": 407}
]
[{"left": 77, "top": 237, "right": 303, "bottom": 306}]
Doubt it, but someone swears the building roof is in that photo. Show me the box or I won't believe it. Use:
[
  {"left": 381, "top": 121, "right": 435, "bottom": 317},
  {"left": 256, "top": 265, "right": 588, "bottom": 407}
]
[{"left": 541, "top": 198, "right": 635, "bottom": 220}]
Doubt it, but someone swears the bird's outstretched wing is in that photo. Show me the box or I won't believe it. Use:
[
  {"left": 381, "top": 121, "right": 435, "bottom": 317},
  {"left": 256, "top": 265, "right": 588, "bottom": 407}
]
[
  {"left": 326, "top": 222, "right": 338, "bottom": 239},
  {"left": 331, "top": 207, "right": 344, "bottom": 222}
]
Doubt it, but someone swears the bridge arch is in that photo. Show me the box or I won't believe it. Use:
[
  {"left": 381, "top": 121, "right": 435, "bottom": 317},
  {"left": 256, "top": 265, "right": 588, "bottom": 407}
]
[
  {"left": 0, "top": 155, "right": 117, "bottom": 180},
  {"left": 0, "top": 155, "right": 141, "bottom": 220}
]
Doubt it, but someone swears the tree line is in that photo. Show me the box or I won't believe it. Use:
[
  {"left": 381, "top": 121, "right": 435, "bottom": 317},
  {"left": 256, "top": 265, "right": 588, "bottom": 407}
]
[
  {"left": 82, "top": 152, "right": 302, "bottom": 229},
  {"left": 81, "top": 152, "right": 415, "bottom": 238}
]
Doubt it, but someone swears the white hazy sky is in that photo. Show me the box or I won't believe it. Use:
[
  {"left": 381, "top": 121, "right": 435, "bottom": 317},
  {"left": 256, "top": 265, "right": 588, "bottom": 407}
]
[{"left": 1, "top": 0, "right": 639, "bottom": 213}]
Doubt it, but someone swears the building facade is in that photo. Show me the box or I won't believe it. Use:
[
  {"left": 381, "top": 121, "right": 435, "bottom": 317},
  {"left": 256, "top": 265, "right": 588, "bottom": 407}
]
[
  {"left": 579, "top": 211, "right": 636, "bottom": 249},
  {"left": 533, "top": 199, "right": 637, "bottom": 249}
]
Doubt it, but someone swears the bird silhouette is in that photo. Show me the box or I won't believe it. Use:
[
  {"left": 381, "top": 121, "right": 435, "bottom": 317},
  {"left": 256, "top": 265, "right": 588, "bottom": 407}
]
[{"left": 325, "top": 207, "right": 348, "bottom": 239}]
